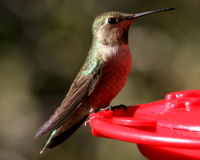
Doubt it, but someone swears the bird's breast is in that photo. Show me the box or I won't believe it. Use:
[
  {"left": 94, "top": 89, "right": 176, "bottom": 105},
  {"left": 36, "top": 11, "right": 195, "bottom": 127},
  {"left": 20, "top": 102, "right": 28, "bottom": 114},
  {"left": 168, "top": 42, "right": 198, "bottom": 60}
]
[{"left": 88, "top": 44, "right": 132, "bottom": 109}]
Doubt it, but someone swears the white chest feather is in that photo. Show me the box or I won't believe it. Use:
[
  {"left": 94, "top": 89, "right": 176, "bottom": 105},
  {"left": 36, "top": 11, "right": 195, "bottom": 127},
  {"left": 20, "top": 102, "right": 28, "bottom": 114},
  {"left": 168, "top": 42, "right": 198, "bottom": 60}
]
[{"left": 97, "top": 44, "right": 130, "bottom": 61}]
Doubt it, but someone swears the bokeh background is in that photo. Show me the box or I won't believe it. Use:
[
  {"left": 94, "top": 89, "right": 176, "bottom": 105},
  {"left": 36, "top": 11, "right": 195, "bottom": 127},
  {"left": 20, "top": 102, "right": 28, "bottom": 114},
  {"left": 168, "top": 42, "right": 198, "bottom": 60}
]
[{"left": 0, "top": 0, "right": 200, "bottom": 160}]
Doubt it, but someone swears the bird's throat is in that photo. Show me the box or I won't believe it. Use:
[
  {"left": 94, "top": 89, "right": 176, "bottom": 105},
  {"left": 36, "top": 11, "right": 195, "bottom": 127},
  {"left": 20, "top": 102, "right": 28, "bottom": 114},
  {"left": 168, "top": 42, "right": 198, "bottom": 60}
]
[{"left": 97, "top": 43, "right": 129, "bottom": 61}]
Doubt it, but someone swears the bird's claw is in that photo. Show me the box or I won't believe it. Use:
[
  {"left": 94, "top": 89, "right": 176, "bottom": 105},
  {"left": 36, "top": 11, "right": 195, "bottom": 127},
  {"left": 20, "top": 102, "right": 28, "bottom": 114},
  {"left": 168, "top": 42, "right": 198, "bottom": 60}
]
[
  {"left": 95, "top": 106, "right": 112, "bottom": 113},
  {"left": 110, "top": 104, "right": 128, "bottom": 112},
  {"left": 95, "top": 104, "right": 128, "bottom": 113}
]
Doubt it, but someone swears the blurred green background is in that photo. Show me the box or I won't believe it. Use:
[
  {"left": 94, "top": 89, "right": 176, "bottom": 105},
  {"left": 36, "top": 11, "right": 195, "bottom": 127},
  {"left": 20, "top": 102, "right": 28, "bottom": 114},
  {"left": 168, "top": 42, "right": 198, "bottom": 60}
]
[{"left": 0, "top": 0, "right": 200, "bottom": 160}]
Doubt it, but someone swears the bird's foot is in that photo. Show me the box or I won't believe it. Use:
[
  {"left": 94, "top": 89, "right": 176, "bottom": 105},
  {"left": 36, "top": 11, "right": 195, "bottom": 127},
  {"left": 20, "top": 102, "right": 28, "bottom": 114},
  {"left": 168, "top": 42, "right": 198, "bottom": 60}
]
[
  {"left": 94, "top": 105, "right": 112, "bottom": 113},
  {"left": 110, "top": 104, "right": 128, "bottom": 112},
  {"left": 95, "top": 104, "right": 128, "bottom": 113}
]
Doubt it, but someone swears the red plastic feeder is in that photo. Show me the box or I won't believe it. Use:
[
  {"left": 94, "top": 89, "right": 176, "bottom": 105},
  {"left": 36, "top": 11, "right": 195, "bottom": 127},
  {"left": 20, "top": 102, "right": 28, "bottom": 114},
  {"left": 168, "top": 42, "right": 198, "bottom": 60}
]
[{"left": 89, "top": 90, "right": 200, "bottom": 160}]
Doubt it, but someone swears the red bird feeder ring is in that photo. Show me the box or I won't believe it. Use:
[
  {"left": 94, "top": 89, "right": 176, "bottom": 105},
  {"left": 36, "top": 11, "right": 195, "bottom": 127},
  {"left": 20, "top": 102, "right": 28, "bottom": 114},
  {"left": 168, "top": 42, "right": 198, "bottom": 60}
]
[{"left": 89, "top": 90, "right": 200, "bottom": 160}]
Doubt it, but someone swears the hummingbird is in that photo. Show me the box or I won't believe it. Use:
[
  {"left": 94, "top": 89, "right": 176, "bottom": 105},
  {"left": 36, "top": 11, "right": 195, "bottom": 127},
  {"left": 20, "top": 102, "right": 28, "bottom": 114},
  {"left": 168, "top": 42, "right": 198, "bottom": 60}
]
[{"left": 35, "top": 8, "right": 174, "bottom": 154}]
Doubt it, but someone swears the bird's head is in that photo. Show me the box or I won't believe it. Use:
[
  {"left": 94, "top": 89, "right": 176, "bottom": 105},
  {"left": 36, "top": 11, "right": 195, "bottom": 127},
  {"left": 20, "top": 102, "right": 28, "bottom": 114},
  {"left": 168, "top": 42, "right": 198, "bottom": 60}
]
[{"left": 92, "top": 8, "right": 174, "bottom": 46}]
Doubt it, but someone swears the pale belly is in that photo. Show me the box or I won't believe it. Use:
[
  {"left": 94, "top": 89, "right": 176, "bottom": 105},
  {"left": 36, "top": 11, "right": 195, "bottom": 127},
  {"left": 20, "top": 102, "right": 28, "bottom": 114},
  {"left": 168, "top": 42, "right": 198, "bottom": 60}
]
[{"left": 87, "top": 49, "right": 132, "bottom": 110}]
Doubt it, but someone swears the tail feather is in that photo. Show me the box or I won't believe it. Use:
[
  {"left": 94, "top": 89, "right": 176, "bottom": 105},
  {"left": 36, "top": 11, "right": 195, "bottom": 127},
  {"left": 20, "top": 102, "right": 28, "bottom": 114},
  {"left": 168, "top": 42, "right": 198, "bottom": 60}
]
[
  {"left": 39, "top": 116, "right": 88, "bottom": 154},
  {"left": 36, "top": 103, "right": 91, "bottom": 154},
  {"left": 40, "top": 129, "right": 58, "bottom": 154},
  {"left": 47, "top": 115, "right": 88, "bottom": 148}
]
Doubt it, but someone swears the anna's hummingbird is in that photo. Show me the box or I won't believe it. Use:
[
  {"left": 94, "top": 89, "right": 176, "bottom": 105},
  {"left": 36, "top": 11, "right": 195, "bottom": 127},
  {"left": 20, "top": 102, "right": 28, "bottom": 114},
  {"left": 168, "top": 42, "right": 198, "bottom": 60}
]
[{"left": 35, "top": 8, "right": 174, "bottom": 153}]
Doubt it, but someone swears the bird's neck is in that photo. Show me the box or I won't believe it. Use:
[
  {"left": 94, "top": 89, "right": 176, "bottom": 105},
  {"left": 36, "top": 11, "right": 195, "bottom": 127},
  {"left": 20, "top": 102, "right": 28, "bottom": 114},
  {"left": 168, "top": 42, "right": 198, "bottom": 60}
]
[{"left": 91, "top": 39, "right": 129, "bottom": 61}]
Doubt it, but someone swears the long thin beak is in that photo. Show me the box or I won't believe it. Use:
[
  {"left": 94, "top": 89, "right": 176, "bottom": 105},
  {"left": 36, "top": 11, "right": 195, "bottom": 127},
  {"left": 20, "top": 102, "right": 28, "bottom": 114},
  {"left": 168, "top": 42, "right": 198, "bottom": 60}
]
[{"left": 132, "top": 8, "right": 175, "bottom": 20}]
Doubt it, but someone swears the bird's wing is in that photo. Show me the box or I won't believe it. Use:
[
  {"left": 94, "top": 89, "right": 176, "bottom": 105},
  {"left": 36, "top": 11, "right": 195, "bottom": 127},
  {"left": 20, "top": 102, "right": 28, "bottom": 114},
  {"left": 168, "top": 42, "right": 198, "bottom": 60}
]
[{"left": 35, "top": 58, "right": 105, "bottom": 138}]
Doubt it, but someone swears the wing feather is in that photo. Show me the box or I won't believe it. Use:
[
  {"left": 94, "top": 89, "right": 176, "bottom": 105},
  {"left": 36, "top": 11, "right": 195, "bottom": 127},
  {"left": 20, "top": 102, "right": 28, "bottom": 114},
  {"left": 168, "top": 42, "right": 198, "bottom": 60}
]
[{"left": 35, "top": 58, "right": 104, "bottom": 138}]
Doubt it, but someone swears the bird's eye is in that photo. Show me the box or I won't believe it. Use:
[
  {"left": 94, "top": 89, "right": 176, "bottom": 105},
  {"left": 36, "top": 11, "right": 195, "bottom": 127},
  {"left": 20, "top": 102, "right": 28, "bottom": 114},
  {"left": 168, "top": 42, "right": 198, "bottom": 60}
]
[{"left": 108, "top": 18, "right": 121, "bottom": 24}]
